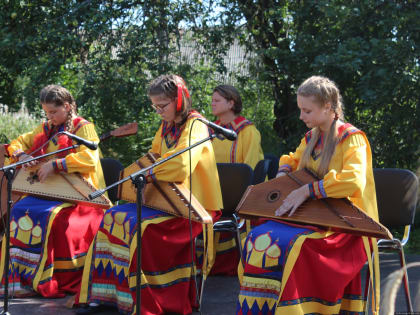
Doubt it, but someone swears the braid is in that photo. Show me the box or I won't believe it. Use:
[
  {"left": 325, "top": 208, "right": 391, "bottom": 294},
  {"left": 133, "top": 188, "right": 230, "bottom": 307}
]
[
  {"left": 39, "top": 85, "right": 77, "bottom": 131},
  {"left": 297, "top": 76, "right": 344, "bottom": 177}
]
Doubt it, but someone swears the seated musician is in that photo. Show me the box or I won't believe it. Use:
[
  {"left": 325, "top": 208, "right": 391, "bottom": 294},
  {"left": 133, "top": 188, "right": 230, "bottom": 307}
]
[
  {"left": 208, "top": 84, "right": 264, "bottom": 275},
  {"left": 75, "top": 74, "right": 223, "bottom": 315},
  {"left": 0, "top": 85, "right": 106, "bottom": 297},
  {"left": 236, "top": 76, "right": 380, "bottom": 314}
]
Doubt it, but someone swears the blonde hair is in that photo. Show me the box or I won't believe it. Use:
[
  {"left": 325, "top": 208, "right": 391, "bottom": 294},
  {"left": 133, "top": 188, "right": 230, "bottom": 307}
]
[
  {"left": 297, "top": 76, "right": 344, "bottom": 177},
  {"left": 147, "top": 74, "right": 192, "bottom": 121},
  {"left": 39, "top": 85, "right": 77, "bottom": 132}
]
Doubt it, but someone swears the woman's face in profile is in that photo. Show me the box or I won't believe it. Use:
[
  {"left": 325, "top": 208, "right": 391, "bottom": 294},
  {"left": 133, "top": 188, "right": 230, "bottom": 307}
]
[
  {"left": 42, "top": 102, "right": 71, "bottom": 126},
  {"left": 211, "top": 92, "right": 234, "bottom": 117}
]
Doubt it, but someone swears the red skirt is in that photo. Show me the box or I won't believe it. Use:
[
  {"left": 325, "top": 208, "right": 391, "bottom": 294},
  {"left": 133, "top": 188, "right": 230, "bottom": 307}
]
[
  {"left": 0, "top": 196, "right": 104, "bottom": 298},
  {"left": 76, "top": 204, "right": 220, "bottom": 315},
  {"left": 237, "top": 220, "right": 367, "bottom": 314}
]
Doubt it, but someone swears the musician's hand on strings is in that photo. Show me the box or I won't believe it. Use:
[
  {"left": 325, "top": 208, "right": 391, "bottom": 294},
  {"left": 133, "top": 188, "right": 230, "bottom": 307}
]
[
  {"left": 275, "top": 184, "right": 310, "bottom": 217},
  {"left": 37, "top": 162, "right": 55, "bottom": 182},
  {"left": 19, "top": 153, "right": 39, "bottom": 168}
]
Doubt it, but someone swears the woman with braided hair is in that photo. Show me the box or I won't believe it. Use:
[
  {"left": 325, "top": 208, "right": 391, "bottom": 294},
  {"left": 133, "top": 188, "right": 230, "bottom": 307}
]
[
  {"left": 236, "top": 76, "right": 380, "bottom": 314},
  {"left": 0, "top": 85, "right": 106, "bottom": 297},
  {"left": 75, "top": 74, "right": 223, "bottom": 315}
]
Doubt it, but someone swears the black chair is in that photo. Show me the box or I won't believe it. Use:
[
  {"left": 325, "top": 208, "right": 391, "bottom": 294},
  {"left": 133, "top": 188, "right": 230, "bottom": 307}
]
[
  {"left": 199, "top": 163, "right": 254, "bottom": 307},
  {"left": 264, "top": 153, "right": 280, "bottom": 180},
  {"left": 253, "top": 159, "right": 270, "bottom": 184},
  {"left": 213, "top": 163, "right": 254, "bottom": 256},
  {"left": 100, "top": 158, "right": 124, "bottom": 204},
  {"left": 365, "top": 168, "right": 419, "bottom": 313}
]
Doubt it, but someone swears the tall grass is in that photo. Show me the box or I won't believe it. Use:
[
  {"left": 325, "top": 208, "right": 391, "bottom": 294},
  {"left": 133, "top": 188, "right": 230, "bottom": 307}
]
[{"left": 0, "top": 104, "right": 40, "bottom": 143}]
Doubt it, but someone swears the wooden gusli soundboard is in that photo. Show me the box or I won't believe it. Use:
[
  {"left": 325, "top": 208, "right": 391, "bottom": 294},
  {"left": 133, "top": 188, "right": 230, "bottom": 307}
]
[
  {"left": 118, "top": 153, "right": 212, "bottom": 224},
  {"left": 11, "top": 162, "right": 112, "bottom": 209},
  {"left": 236, "top": 168, "right": 392, "bottom": 239}
]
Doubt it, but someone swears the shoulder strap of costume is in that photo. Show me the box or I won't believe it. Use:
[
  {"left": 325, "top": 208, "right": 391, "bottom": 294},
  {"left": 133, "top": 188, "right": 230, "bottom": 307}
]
[
  {"left": 338, "top": 122, "right": 363, "bottom": 143},
  {"left": 230, "top": 116, "right": 253, "bottom": 133},
  {"left": 188, "top": 110, "right": 203, "bottom": 120},
  {"left": 73, "top": 116, "right": 91, "bottom": 134}
]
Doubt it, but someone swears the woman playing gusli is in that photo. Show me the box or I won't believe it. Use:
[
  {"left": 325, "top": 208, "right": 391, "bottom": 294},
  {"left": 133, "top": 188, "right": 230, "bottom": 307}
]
[{"left": 236, "top": 76, "right": 380, "bottom": 314}]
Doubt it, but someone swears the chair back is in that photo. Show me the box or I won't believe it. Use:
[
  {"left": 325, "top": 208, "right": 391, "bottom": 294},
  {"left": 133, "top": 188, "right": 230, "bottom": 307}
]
[
  {"left": 100, "top": 158, "right": 124, "bottom": 204},
  {"left": 253, "top": 159, "right": 270, "bottom": 184},
  {"left": 264, "top": 153, "right": 280, "bottom": 180},
  {"left": 217, "top": 163, "right": 253, "bottom": 217},
  {"left": 373, "top": 168, "right": 418, "bottom": 229}
]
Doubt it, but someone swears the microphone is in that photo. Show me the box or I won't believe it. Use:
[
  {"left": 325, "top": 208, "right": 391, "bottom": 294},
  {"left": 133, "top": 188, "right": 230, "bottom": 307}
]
[
  {"left": 196, "top": 117, "right": 237, "bottom": 141},
  {"left": 60, "top": 131, "right": 98, "bottom": 150}
]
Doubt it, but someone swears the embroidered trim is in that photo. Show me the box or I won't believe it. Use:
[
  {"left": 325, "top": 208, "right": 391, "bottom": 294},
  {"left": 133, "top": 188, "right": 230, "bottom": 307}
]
[
  {"left": 161, "top": 111, "right": 203, "bottom": 149},
  {"left": 212, "top": 116, "right": 253, "bottom": 163},
  {"left": 146, "top": 168, "right": 156, "bottom": 183},
  {"left": 12, "top": 150, "right": 25, "bottom": 159},
  {"left": 308, "top": 182, "right": 316, "bottom": 199},
  {"left": 230, "top": 140, "right": 237, "bottom": 163},
  {"left": 277, "top": 164, "right": 292, "bottom": 173},
  {"left": 338, "top": 123, "right": 362, "bottom": 143},
  {"left": 73, "top": 119, "right": 90, "bottom": 134},
  {"left": 55, "top": 158, "right": 68, "bottom": 172},
  {"left": 52, "top": 160, "right": 59, "bottom": 172},
  {"left": 309, "top": 180, "right": 327, "bottom": 199}
]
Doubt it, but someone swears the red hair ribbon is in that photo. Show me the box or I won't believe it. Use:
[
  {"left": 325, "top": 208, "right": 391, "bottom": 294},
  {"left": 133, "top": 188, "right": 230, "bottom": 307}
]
[{"left": 176, "top": 83, "right": 190, "bottom": 112}]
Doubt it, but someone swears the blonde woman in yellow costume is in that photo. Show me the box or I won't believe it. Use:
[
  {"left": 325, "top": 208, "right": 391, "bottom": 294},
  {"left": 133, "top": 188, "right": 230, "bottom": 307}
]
[
  {"left": 0, "top": 85, "right": 106, "bottom": 298},
  {"left": 209, "top": 84, "right": 264, "bottom": 275},
  {"left": 236, "top": 76, "right": 380, "bottom": 314},
  {"left": 75, "top": 74, "right": 223, "bottom": 315}
]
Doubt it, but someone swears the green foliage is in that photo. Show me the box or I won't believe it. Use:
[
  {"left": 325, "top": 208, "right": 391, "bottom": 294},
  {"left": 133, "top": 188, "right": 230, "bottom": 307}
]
[
  {"left": 212, "top": 0, "right": 420, "bottom": 171},
  {"left": 0, "top": 106, "right": 40, "bottom": 143},
  {"left": 1, "top": 0, "right": 418, "bottom": 168}
]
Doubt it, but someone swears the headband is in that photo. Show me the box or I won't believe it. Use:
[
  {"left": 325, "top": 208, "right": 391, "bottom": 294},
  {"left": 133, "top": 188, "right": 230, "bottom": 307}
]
[{"left": 176, "top": 83, "right": 190, "bottom": 112}]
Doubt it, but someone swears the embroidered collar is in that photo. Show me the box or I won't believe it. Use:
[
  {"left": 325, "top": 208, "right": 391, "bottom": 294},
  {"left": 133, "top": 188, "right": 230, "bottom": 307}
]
[
  {"left": 305, "top": 123, "right": 361, "bottom": 160},
  {"left": 161, "top": 110, "right": 202, "bottom": 148},
  {"left": 213, "top": 115, "right": 253, "bottom": 135},
  {"left": 29, "top": 116, "right": 89, "bottom": 158}
]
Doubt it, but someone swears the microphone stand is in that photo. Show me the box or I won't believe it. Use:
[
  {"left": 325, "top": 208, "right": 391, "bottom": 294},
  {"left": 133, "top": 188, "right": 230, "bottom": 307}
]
[
  {"left": 0, "top": 144, "right": 81, "bottom": 314},
  {"left": 88, "top": 133, "right": 221, "bottom": 315}
]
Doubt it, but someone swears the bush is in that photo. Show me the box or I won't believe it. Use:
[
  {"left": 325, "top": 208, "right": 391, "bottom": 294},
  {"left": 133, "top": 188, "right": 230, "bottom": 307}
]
[{"left": 0, "top": 105, "right": 40, "bottom": 143}]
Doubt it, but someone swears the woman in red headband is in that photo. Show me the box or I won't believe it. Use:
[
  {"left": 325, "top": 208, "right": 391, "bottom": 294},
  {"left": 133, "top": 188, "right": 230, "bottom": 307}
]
[{"left": 75, "top": 74, "right": 223, "bottom": 315}]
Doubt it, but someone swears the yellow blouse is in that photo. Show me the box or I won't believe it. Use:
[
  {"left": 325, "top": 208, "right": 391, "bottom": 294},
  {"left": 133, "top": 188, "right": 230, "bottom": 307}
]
[
  {"left": 278, "top": 123, "right": 378, "bottom": 221},
  {"left": 149, "top": 112, "right": 223, "bottom": 212},
  {"left": 212, "top": 116, "right": 264, "bottom": 169},
  {"left": 7, "top": 117, "right": 105, "bottom": 190}
]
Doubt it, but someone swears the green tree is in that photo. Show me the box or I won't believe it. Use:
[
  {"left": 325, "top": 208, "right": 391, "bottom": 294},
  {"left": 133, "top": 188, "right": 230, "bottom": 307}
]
[{"left": 211, "top": 0, "right": 420, "bottom": 170}]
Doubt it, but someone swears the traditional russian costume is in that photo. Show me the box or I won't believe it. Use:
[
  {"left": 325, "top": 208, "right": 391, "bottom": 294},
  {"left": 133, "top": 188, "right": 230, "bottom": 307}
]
[
  {"left": 77, "top": 111, "right": 223, "bottom": 314},
  {"left": 236, "top": 123, "right": 380, "bottom": 314},
  {"left": 0, "top": 117, "right": 106, "bottom": 298},
  {"left": 209, "top": 116, "right": 264, "bottom": 275}
]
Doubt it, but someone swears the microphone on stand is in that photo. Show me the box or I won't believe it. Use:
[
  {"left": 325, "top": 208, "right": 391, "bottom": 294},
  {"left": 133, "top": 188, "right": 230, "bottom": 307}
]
[
  {"left": 60, "top": 131, "right": 98, "bottom": 150},
  {"left": 195, "top": 117, "right": 237, "bottom": 141}
]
